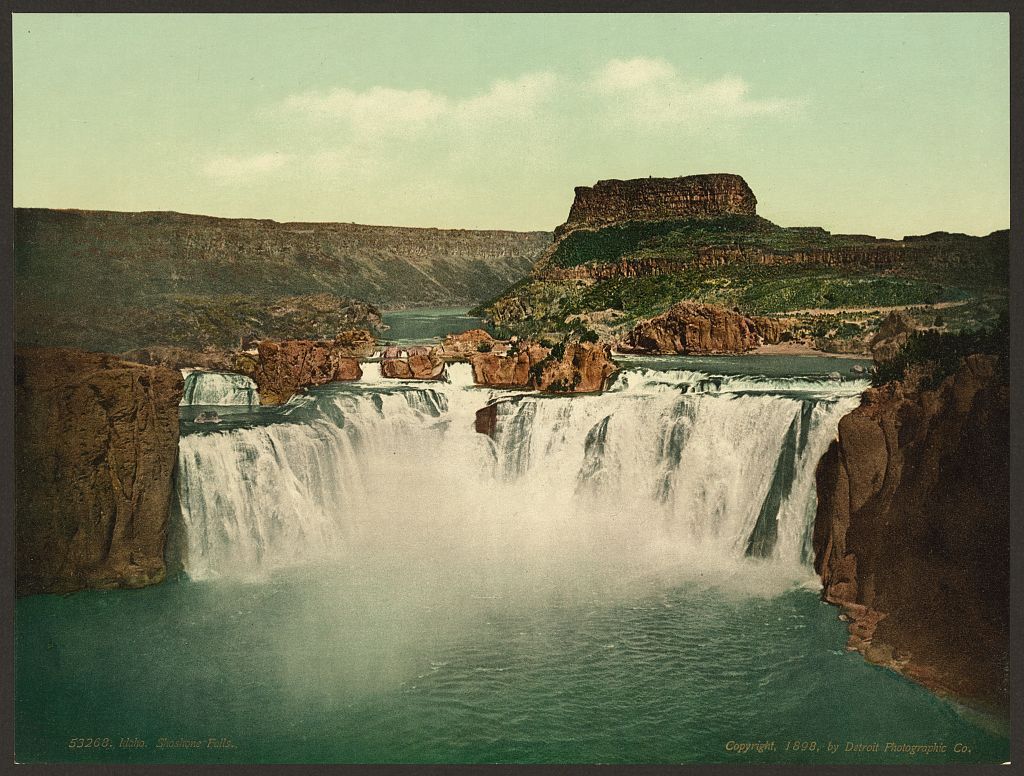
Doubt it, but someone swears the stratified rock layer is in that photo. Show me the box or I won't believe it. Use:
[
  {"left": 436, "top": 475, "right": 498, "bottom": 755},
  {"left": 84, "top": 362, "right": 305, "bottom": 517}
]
[
  {"left": 813, "top": 355, "right": 1009, "bottom": 714},
  {"left": 15, "top": 348, "right": 183, "bottom": 595},
  {"left": 556, "top": 174, "right": 756, "bottom": 238},
  {"left": 619, "top": 302, "right": 784, "bottom": 354},
  {"left": 245, "top": 339, "right": 363, "bottom": 404}
]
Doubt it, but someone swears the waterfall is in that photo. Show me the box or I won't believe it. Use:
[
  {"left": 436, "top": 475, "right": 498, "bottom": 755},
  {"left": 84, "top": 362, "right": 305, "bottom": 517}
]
[
  {"left": 173, "top": 367, "right": 864, "bottom": 584},
  {"left": 181, "top": 371, "right": 260, "bottom": 407}
]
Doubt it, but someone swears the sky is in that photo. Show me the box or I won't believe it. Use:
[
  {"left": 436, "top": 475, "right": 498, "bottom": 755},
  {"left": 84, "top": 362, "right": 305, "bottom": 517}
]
[{"left": 12, "top": 13, "right": 1010, "bottom": 238}]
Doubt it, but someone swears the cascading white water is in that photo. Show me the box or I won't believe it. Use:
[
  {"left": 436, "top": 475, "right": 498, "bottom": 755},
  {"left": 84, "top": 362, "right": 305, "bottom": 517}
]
[
  {"left": 174, "top": 366, "right": 865, "bottom": 587},
  {"left": 181, "top": 371, "right": 260, "bottom": 406}
]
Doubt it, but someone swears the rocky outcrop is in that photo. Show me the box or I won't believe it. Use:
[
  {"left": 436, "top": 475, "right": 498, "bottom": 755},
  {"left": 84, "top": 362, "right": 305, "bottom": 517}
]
[
  {"left": 532, "top": 342, "right": 618, "bottom": 393},
  {"left": 381, "top": 347, "right": 446, "bottom": 380},
  {"left": 470, "top": 341, "right": 617, "bottom": 393},
  {"left": 243, "top": 339, "right": 362, "bottom": 404},
  {"left": 869, "top": 311, "right": 917, "bottom": 362},
  {"left": 441, "top": 328, "right": 499, "bottom": 358},
  {"left": 618, "top": 302, "right": 784, "bottom": 354},
  {"left": 15, "top": 348, "right": 183, "bottom": 595},
  {"left": 474, "top": 403, "right": 500, "bottom": 436},
  {"left": 555, "top": 174, "right": 756, "bottom": 238},
  {"left": 120, "top": 345, "right": 238, "bottom": 371},
  {"left": 325, "top": 327, "right": 377, "bottom": 358},
  {"left": 812, "top": 355, "right": 1009, "bottom": 714},
  {"left": 471, "top": 342, "right": 551, "bottom": 388}
]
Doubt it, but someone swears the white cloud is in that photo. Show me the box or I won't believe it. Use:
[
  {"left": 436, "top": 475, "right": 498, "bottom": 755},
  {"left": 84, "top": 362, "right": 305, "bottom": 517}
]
[
  {"left": 203, "top": 152, "right": 293, "bottom": 181},
  {"left": 282, "top": 71, "right": 558, "bottom": 139},
  {"left": 200, "top": 62, "right": 798, "bottom": 190},
  {"left": 284, "top": 86, "right": 448, "bottom": 138},
  {"left": 593, "top": 57, "right": 676, "bottom": 91},
  {"left": 591, "top": 57, "right": 798, "bottom": 125},
  {"left": 454, "top": 72, "right": 560, "bottom": 124}
]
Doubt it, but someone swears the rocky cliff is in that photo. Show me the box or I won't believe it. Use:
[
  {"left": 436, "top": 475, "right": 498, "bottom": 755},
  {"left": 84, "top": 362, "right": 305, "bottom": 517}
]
[
  {"left": 15, "top": 348, "right": 183, "bottom": 595},
  {"left": 479, "top": 174, "right": 1008, "bottom": 343},
  {"left": 812, "top": 355, "right": 1009, "bottom": 714},
  {"left": 555, "top": 174, "right": 757, "bottom": 238},
  {"left": 15, "top": 208, "right": 550, "bottom": 351},
  {"left": 618, "top": 302, "right": 785, "bottom": 354}
]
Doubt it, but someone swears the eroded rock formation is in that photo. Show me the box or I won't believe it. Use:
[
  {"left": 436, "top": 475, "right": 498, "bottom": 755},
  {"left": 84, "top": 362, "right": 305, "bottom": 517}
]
[
  {"left": 470, "top": 341, "right": 617, "bottom": 393},
  {"left": 243, "top": 339, "right": 363, "bottom": 404},
  {"left": 471, "top": 343, "right": 551, "bottom": 388},
  {"left": 618, "top": 302, "right": 784, "bottom": 354},
  {"left": 441, "top": 328, "right": 498, "bottom": 358},
  {"left": 555, "top": 174, "right": 757, "bottom": 238},
  {"left": 381, "top": 347, "right": 446, "bottom": 380},
  {"left": 15, "top": 348, "right": 183, "bottom": 595},
  {"left": 869, "top": 311, "right": 917, "bottom": 362},
  {"left": 813, "top": 355, "right": 1009, "bottom": 714}
]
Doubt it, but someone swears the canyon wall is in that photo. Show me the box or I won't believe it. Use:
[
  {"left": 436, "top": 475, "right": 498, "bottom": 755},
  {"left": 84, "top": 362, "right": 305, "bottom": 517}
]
[
  {"left": 813, "top": 355, "right": 1009, "bottom": 714},
  {"left": 15, "top": 349, "right": 184, "bottom": 595},
  {"left": 15, "top": 208, "right": 551, "bottom": 351},
  {"left": 555, "top": 174, "right": 757, "bottom": 238}
]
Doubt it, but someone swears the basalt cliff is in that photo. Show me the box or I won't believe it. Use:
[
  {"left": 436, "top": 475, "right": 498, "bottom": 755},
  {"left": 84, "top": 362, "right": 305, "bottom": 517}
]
[
  {"left": 478, "top": 174, "right": 1008, "bottom": 349},
  {"left": 554, "top": 173, "right": 756, "bottom": 238},
  {"left": 813, "top": 355, "right": 1009, "bottom": 715},
  {"left": 15, "top": 208, "right": 550, "bottom": 352},
  {"left": 15, "top": 348, "right": 184, "bottom": 595}
]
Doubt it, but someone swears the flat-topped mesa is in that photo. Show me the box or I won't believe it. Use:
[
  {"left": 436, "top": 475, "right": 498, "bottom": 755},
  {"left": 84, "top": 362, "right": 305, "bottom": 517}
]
[{"left": 554, "top": 174, "right": 756, "bottom": 239}]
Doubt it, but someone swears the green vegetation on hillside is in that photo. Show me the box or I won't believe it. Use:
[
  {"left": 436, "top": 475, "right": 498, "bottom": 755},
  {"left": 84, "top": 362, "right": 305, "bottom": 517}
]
[
  {"left": 482, "top": 265, "right": 971, "bottom": 337},
  {"left": 873, "top": 314, "right": 1009, "bottom": 389},
  {"left": 546, "top": 215, "right": 877, "bottom": 269}
]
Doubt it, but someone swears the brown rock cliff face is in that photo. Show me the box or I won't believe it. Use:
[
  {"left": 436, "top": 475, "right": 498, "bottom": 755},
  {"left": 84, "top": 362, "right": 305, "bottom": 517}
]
[
  {"left": 619, "top": 302, "right": 784, "bottom": 354},
  {"left": 245, "top": 339, "right": 363, "bottom": 404},
  {"left": 555, "top": 174, "right": 756, "bottom": 238},
  {"left": 813, "top": 355, "right": 1009, "bottom": 714},
  {"left": 15, "top": 348, "right": 183, "bottom": 595}
]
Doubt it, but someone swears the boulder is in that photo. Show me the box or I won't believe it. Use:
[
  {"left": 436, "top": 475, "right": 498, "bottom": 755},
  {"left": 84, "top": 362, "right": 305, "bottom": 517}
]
[{"left": 15, "top": 348, "right": 183, "bottom": 595}]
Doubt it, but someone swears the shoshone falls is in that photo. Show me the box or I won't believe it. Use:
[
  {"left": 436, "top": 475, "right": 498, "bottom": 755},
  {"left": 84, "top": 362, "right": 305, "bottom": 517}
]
[{"left": 15, "top": 354, "right": 1010, "bottom": 764}]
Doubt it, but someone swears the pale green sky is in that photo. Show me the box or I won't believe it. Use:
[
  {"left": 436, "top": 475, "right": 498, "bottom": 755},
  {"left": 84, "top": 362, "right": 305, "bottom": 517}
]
[{"left": 13, "top": 13, "right": 1009, "bottom": 237}]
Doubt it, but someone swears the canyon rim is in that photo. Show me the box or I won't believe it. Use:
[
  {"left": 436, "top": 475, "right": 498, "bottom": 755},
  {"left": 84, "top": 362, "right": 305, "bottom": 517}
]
[{"left": 9, "top": 11, "right": 1013, "bottom": 768}]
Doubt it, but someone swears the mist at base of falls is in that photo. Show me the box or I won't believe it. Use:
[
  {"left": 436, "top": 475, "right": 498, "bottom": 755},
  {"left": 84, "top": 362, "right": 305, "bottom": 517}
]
[{"left": 171, "top": 363, "right": 863, "bottom": 646}]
